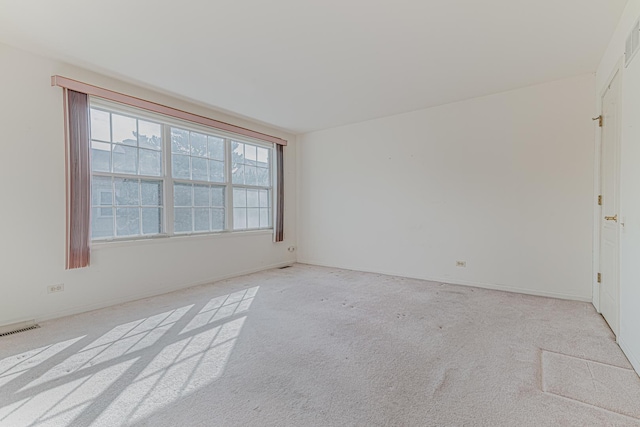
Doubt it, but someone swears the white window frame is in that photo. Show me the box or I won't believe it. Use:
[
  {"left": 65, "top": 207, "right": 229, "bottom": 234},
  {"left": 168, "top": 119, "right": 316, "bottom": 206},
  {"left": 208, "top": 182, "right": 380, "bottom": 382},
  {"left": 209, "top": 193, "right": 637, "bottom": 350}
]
[{"left": 90, "top": 98, "right": 274, "bottom": 242}]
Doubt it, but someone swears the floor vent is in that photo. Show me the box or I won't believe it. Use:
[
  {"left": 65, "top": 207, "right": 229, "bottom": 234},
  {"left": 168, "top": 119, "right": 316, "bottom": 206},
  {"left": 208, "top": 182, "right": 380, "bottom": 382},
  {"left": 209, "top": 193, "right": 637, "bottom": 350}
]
[{"left": 0, "top": 324, "right": 40, "bottom": 337}]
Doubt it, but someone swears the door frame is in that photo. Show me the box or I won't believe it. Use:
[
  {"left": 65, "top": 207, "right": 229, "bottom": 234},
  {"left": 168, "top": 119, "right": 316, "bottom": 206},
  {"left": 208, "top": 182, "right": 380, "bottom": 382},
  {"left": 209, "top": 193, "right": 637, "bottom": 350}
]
[{"left": 592, "top": 58, "right": 623, "bottom": 336}]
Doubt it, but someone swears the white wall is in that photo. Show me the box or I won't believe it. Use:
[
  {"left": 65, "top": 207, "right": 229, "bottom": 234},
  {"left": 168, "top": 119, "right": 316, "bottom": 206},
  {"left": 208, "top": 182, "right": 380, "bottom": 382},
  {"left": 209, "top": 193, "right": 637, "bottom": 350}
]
[
  {"left": 596, "top": 0, "right": 640, "bottom": 374},
  {"left": 0, "top": 43, "right": 296, "bottom": 327},
  {"left": 298, "top": 74, "right": 595, "bottom": 301}
]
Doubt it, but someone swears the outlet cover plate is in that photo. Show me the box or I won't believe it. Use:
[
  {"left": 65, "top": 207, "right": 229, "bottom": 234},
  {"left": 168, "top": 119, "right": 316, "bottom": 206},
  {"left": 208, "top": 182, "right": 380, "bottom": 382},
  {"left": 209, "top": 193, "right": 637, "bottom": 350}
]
[{"left": 47, "top": 284, "right": 64, "bottom": 294}]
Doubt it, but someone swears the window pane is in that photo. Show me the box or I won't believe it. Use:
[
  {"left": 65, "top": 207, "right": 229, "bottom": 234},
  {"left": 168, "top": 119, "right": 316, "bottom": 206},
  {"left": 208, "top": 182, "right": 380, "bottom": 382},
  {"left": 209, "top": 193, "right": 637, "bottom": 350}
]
[
  {"left": 211, "top": 187, "right": 225, "bottom": 207},
  {"left": 245, "top": 166, "right": 257, "bottom": 185},
  {"left": 116, "top": 208, "right": 140, "bottom": 236},
  {"left": 90, "top": 109, "right": 111, "bottom": 142},
  {"left": 193, "top": 185, "right": 209, "bottom": 207},
  {"left": 92, "top": 176, "right": 112, "bottom": 206},
  {"left": 92, "top": 207, "right": 114, "bottom": 239},
  {"left": 247, "top": 208, "right": 259, "bottom": 229},
  {"left": 191, "top": 132, "right": 208, "bottom": 157},
  {"left": 142, "top": 208, "right": 162, "bottom": 235},
  {"left": 257, "top": 147, "right": 269, "bottom": 166},
  {"left": 194, "top": 208, "right": 210, "bottom": 231},
  {"left": 113, "top": 144, "right": 138, "bottom": 174},
  {"left": 209, "top": 160, "right": 224, "bottom": 183},
  {"left": 212, "top": 208, "right": 224, "bottom": 230},
  {"left": 171, "top": 128, "right": 190, "bottom": 154},
  {"left": 139, "top": 149, "right": 162, "bottom": 176},
  {"left": 114, "top": 178, "right": 140, "bottom": 206},
  {"left": 192, "top": 157, "right": 208, "bottom": 181},
  {"left": 232, "top": 142, "right": 245, "bottom": 163},
  {"left": 174, "top": 208, "right": 192, "bottom": 233},
  {"left": 232, "top": 165, "right": 244, "bottom": 184},
  {"left": 257, "top": 167, "right": 270, "bottom": 187},
  {"left": 259, "top": 189, "right": 269, "bottom": 207},
  {"left": 208, "top": 136, "right": 224, "bottom": 161},
  {"left": 112, "top": 114, "right": 137, "bottom": 145},
  {"left": 233, "top": 188, "right": 246, "bottom": 207},
  {"left": 233, "top": 208, "right": 247, "bottom": 230},
  {"left": 100, "top": 191, "right": 113, "bottom": 206},
  {"left": 91, "top": 141, "right": 112, "bottom": 173},
  {"left": 245, "top": 144, "right": 257, "bottom": 165},
  {"left": 141, "top": 180, "right": 162, "bottom": 206},
  {"left": 260, "top": 208, "right": 270, "bottom": 227},
  {"left": 138, "top": 120, "right": 162, "bottom": 150},
  {"left": 172, "top": 154, "right": 190, "bottom": 179},
  {"left": 247, "top": 189, "right": 259, "bottom": 207},
  {"left": 174, "top": 183, "right": 192, "bottom": 207}
]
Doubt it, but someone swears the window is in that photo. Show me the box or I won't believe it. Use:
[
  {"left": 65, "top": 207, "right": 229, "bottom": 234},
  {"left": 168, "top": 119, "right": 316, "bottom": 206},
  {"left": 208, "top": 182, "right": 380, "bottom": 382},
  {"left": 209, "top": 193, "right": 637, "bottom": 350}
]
[
  {"left": 89, "top": 102, "right": 273, "bottom": 241},
  {"left": 231, "top": 141, "right": 272, "bottom": 230}
]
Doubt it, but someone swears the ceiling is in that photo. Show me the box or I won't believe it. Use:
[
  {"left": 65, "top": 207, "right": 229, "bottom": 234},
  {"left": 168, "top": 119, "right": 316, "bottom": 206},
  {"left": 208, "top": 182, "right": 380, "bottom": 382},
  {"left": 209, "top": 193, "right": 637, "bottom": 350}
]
[{"left": 0, "top": 0, "right": 629, "bottom": 134}]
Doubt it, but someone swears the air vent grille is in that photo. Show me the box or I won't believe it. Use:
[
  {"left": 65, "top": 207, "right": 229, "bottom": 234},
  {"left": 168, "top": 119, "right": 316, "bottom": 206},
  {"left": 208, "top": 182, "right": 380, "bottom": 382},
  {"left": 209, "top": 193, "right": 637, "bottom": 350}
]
[
  {"left": 625, "top": 19, "right": 640, "bottom": 67},
  {"left": 0, "top": 324, "right": 40, "bottom": 337}
]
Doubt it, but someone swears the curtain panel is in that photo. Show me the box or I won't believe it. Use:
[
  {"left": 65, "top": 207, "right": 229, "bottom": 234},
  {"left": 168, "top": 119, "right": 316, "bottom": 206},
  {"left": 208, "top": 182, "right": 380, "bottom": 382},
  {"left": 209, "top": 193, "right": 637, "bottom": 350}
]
[
  {"left": 275, "top": 144, "right": 284, "bottom": 243},
  {"left": 65, "top": 89, "right": 91, "bottom": 269}
]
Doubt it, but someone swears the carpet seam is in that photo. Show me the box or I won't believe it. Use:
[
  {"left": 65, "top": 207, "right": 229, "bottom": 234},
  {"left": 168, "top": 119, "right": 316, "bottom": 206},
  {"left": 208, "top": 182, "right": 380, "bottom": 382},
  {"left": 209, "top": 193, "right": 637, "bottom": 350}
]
[
  {"left": 543, "top": 390, "right": 640, "bottom": 421},
  {"left": 541, "top": 348, "right": 634, "bottom": 371}
]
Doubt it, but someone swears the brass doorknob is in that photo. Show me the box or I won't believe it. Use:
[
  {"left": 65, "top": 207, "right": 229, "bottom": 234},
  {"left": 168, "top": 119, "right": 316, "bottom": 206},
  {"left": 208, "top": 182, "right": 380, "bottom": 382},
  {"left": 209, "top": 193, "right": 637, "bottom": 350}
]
[{"left": 605, "top": 215, "right": 618, "bottom": 222}]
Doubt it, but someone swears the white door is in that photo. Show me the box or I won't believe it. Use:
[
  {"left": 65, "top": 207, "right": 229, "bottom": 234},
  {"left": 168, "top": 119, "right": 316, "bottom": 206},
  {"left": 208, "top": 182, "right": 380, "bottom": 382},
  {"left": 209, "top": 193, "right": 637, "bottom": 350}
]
[{"left": 599, "top": 71, "right": 621, "bottom": 336}]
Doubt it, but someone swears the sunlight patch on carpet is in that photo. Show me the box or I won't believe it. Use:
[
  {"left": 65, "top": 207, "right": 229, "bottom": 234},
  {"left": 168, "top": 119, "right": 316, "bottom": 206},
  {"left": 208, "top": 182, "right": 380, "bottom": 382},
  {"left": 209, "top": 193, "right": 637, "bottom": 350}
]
[
  {"left": 0, "top": 287, "right": 258, "bottom": 426},
  {"left": 92, "top": 317, "right": 246, "bottom": 426}
]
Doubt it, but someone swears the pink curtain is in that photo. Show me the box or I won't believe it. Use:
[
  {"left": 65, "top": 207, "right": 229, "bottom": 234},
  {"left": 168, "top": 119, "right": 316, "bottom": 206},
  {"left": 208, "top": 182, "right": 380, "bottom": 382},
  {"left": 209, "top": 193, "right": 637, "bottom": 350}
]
[
  {"left": 275, "top": 144, "right": 284, "bottom": 242},
  {"left": 65, "top": 89, "right": 91, "bottom": 269}
]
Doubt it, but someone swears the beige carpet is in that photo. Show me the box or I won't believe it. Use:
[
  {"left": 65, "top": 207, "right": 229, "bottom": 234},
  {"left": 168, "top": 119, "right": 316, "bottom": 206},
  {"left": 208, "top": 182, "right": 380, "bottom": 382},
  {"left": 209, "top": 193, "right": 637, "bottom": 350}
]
[{"left": 0, "top": 264, "right": 639, "bottom": 426}]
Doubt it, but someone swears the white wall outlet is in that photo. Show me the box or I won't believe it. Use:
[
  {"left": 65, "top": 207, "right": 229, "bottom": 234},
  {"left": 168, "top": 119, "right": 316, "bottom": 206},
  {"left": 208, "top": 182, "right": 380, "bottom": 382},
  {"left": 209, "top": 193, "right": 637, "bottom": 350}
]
[
  {"left": 47, "top": 284, "right": 64, "bottom": 294},
  {"left": 288, "top": 246, "right": 296, "bottom": 252},
  {"left": 456, "top": 261, "right": 467, "bottom": 267}
]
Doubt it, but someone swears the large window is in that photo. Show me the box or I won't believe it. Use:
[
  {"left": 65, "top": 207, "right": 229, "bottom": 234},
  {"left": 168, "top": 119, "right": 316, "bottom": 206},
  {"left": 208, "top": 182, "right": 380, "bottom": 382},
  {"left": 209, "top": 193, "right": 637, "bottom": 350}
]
[{"left": 90, "top": 102, "right": 273, "bottom": 241}]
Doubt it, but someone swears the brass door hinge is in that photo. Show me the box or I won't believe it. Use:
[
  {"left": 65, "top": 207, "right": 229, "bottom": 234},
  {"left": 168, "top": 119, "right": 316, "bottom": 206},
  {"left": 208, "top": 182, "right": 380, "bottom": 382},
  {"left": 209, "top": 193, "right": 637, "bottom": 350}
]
[
  {"left": 597, "top": 273, "right": 601, "bottom": 283},
  {"left": 598, "top": 195, "right": 602, "bottom": 206},
  {"left": 593, "top": 115, "right": 603, "bottom": 127}
]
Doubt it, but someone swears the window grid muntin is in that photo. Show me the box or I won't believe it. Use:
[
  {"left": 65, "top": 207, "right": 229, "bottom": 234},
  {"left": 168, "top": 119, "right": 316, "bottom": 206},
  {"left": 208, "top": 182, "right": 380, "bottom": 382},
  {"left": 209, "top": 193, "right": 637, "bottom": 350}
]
[
  {"left": 173, "top": 181, "right": 226, "bottom": 234},
  {"left": 231, "top": 140, "right": 271, "bottom": 187},
  {"left": 90, "top": 107, "right": 163, "bottom": 178},
  {"left": 170, "top": 127, "right": 226, "bottom": 184},
  {"left": 90, "top": 175, "right": 163, "bottom": 240},
  {"left": 232, "top": 186, "right": 272, "bottom": 231}
]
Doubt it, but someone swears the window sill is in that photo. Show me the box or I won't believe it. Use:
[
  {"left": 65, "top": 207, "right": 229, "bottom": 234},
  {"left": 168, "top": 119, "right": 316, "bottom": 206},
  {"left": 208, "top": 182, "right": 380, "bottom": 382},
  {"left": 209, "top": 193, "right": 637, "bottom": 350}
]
[{"left": 91, "top": 229, "right": 274, "bottom": 250}]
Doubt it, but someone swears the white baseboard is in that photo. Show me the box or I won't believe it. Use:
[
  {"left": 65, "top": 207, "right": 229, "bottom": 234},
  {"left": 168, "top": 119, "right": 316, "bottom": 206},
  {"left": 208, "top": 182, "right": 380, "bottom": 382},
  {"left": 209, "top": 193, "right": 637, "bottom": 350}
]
[
  {"left": 619, "top": 337, "right": 640, "bottom": 377},
  {"left": 2, "top": 261, "right": 294, "bottom": 328},
  {"left": 297, "top": 259, "right": 592, "bottom": 302}
]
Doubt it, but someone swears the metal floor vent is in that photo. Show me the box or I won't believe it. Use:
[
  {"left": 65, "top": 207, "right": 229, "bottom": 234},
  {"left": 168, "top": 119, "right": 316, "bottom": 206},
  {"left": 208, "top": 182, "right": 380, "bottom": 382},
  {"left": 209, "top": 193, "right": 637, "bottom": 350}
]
[{"left": 0, "top": 324, "right": 40, "bottom": 337}]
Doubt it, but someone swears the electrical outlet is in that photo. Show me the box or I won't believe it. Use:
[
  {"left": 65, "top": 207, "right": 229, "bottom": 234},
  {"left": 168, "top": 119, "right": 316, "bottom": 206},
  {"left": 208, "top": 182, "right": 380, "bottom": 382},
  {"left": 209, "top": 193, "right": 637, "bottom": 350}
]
[
  {"left": 47, "top": 284, "right": 64, "bottom": 294},
  {"left": 456, "top": 261, "right": 466, "bottom": 267},
  {"left": 288, "top": 246, "right": 296, "bottom": 252}
]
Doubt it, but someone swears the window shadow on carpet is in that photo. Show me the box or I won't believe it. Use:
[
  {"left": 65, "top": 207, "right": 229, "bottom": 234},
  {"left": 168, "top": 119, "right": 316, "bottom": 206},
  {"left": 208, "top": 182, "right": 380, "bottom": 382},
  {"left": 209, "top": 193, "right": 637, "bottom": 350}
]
[{"left": 0, "top": 286, "right": 259, "bottom": 427}]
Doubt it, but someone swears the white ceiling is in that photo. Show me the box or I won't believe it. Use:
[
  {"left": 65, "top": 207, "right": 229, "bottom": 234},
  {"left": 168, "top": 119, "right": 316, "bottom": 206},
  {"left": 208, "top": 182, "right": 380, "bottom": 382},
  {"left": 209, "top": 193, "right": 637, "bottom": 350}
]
[{"left": 0, "top": 0, "right": 629, "bottom": 134}]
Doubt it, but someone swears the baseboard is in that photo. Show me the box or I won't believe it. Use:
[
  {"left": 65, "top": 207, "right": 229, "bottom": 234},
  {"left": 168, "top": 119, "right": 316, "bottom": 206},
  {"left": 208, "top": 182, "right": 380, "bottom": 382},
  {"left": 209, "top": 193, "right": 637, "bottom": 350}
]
[
  {"left": 3, "top": 261, "right": 294, "bottom": 328},
  {"left": 297, "top": 259, "right": 592, "bottom": 303},
  {"left": 618, "top": 337, "right": 640, "bottom": 377}
]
